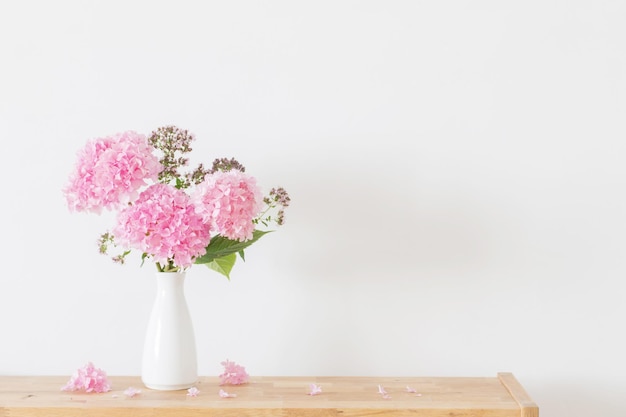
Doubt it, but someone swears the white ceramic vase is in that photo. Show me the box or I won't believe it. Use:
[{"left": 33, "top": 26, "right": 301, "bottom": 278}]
[{"left": 141, "top": 271, "right": 197, "bottom": 390}]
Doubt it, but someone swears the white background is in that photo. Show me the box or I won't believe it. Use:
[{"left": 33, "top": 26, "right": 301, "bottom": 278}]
[{"left": 1, "top": 1, "right": 625, "bottom": 416}]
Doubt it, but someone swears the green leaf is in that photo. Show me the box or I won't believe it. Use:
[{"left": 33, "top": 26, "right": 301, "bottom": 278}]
[
  {"left": 205, "top": 253, "right": 237, "bottom": 280},
  {"left": 195, "top": 230, "right": 271, "bottom": 265}
]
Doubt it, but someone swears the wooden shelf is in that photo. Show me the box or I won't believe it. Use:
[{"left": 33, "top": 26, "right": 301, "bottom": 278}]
[{"left": 0, "top": 372, "right": 538, "bottom": 417}]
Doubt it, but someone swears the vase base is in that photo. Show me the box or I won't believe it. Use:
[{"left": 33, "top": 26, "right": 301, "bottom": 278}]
[{"left": 143, "top": 380, "right": 197, "bottom": 391}]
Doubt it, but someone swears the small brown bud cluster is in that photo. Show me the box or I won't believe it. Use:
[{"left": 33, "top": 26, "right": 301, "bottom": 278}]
[
  {"left": 257, "top": 186, "right": 291, "bottom": 226},
  {"left": 210, "top": 157, "right": 246, "bottom": 173},
  {"left": 186, "top": 163, "right": 211, "bottom": 186},
  {"left": 148, "top": 126, "right": 195, "bottom": 187}
]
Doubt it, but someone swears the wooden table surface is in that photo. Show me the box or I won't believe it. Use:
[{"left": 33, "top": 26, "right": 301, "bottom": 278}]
[{"left": 0, "top": 373, "right": 538, "bottom": 417}]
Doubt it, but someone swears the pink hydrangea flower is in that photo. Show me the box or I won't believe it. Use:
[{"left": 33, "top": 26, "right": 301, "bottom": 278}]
[
  {"left": 64, "top": 131, "right": 162, "bottom": 213},
  {"left": 113, "top": 184, "right": 211, "bottom": 269},
  {"left": 187, "top": 387, "right": 200, "bottom": 397},
  {"left": 61, "top": 362, "right": 111, "bottom": 393},
  {"left": 193, "top": 170, "right": 262, "bottom": 241},
  {"left": 219, "top": 359, "right": 249, "bottom": 385}
]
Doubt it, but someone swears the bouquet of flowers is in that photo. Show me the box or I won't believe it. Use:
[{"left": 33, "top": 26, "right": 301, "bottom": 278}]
[{"left": 63, "top": 125, "right": 290, "bottom": 278}]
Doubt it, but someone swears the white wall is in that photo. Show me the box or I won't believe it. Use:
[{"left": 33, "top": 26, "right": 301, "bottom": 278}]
[{"left": 1, "top": 1, "right": 625, "bottom": 416}]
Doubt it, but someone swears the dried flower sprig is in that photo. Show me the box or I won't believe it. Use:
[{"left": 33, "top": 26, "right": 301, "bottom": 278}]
[
  {"left": 148, "top": 125, "right": 195, "bottom": 188},
  {"left": 257, "top": 187, "right": 291, "bottom": 226},
  {"left": 98, "top": 232, "right": 113, "bottom": 255},
  {"left": 210, "top": 157, "right": 246, "bottom": 173},
  {"left": 98, "top": 232, "right": 130, "bottom": 265},
  {"left": 186, "top": 162, "right": 211, "bottom": 186}
]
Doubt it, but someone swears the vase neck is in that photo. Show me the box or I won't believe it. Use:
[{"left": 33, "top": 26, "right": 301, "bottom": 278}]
[{"left": 155, "top": 272, "right": 186, "bottom": 293}]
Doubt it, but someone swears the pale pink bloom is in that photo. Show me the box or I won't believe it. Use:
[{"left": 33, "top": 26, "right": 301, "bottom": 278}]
[
  {"left": 124, "top": 387, "right": 141, "bottom": 397},
  {"left": 219, "top": 389, "right": 237, "bottom": 398},
  {"left": 405, "top": 386, "right": 417, "bottom": 393},
  {"left": 219, "top": 359, "right": 250, "bottom": 385},
  {"left": 61, "top": 362, "right": 111, "bottom": 393},
  {"left": 378, "top": 385, "right": 391, "bottom": 399},
  {"left": 193, "top": 170, "right": 262, "bottom": 241},
  {"left": 64, "top": 131, "right": 161, "bottom": 213},
  {"left": 113, "top": 184, "right": 211, "bottom": 269},
  {"left": 187, "top": 387, "right": 200, "bottom": 397},
  {"left": 308, "top": 383, "right": 322, "bottom": 396}
]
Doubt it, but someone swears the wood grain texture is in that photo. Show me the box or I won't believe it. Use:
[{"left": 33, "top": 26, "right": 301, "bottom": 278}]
[
  {"left": 497, "top": 373, "right": 539, "bottom": 417},
  {"left": 0, "top": 374, "right": 538, "bottom": 417}
]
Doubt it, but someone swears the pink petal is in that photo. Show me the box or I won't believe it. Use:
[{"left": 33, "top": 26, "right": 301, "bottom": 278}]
[
  {"left": 187, "top": 387, "right": 200, "bottom": 397},
  {"left": 406, "top": 386, "right": 417, "bottom": 393},
  {"left": 308, "top": 383, "right": 322, "bottom": 396},
  {"left": 219, "top": 389, "right": 237, "bottom": 398},
  {"left": 124, "top": 387, "right": 141, "bottom": 397},
  {"left": 218, "top": 359, "right": 250, "bottom": 385},
  {"left": 61, "top": 362, "right": 111, "bottom": 393}
]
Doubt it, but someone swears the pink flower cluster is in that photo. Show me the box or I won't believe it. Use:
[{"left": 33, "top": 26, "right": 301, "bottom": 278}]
[
  {"left": 113, "top": 184, "right": 211, "bottom": 269},
  {"left": 61, "top": 362, "right": 111, "bottom": 393},
  {"left": 64, "top": 131, "right": 161, "bottom": 213},
  {"left": 64, "top": 126, "right": 285, "bottom": 272},
  {"left": 193, "top": 170, "right": 262, "bottom": 241},
  {"left": 219, "top": 359, "right": 250, "bottom": 385}
]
